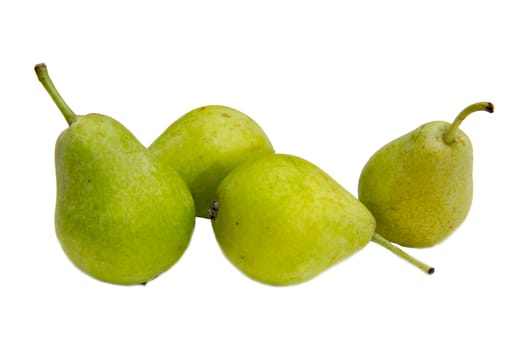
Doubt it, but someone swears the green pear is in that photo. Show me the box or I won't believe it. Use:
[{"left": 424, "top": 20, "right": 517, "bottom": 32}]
[
  {"left": 210, "top": 153, "right": 433, "bottom": 286},
  {"left": 35, "top": 64, "right": 195, "bottom": 285},
  {"left": 358, "top": 102, "right": 494, "bottom": 248},
  {"left": 149, "top": 105, "right": 274, "bottom": 218}
]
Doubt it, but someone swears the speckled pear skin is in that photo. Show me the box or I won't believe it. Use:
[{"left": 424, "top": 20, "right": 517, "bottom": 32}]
[
  {"left": 149, "top": 105, "right": 274, "bottom": 218},
  {"left": 55, "top": 114, "right": 196, "bottom": 285},
  {"left": 211, "top": 154, "right": 376, "bottom": 286},
  {"left": 358, "top": 121, "right": 473, "bottom": 248}
]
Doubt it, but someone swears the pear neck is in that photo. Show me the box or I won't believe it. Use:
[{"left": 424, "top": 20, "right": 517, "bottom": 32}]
[
  {"left": 35, "top": 63, "right": 78, "bottom": 125},
  {"left": 443, "top": 102, "right": 494, "bottom": 144}
]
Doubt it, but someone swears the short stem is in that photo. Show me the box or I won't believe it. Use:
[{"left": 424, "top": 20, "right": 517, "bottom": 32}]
[
  {"left": 34, "top": 63, "right": 78, "bottom": 125},
  {"left": 372, "top": 233, "right": 435, "bottom": 274},
  {"left": 443, "top": 102, "right": 494, "bottom": 144}
]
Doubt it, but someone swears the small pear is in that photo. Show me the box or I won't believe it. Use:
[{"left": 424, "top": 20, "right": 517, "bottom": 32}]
[
  {"left": 35, "top": 64, "right": 195, "bottom": 285},
  {"left": 358, "top": 102, "right": 494, "bottom": 248},
  {"left": 149, "top": 105, "right": 274, "bottom": 218},
  {"left": 210, "top": 154, "right": 433, "bottom": 286}
]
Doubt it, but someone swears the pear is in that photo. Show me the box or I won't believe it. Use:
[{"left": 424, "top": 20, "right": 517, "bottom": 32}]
[
  {"left": 35, "top": 63, "right": 195, "bottom": 285},
  {"left": 358, "top": 102, "right": 494, "bottom": 248},
  {"left": 149, "top": 105, "right": 274, "bottom": 218},
  {"left": 210, "top": 153, "right": 433, "bottom": 286}
]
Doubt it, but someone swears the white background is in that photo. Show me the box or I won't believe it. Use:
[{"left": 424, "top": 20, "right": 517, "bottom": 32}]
[{"left": 1, "top": 1, "right": 524, "bottom": 349}]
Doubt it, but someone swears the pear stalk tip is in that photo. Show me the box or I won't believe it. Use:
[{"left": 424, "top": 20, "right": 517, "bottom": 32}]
[{"left": 34, "top": 62, "right": 47, "bottom": 70}]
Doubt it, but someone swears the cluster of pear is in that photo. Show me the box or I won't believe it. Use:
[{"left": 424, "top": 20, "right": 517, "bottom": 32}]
[{"left": 35, "top": 63, "right": 493, "bottom": 286}]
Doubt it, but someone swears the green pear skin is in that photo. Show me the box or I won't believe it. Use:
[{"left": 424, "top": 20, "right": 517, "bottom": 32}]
[
  {"left": 55, "top": 115, "right": 195, "bottom": 285},
  {"left": 358, "top": 102, "right": 493, "bottom": 248},
  {"left": 36, "top": 64, "right": 195, "bottom": 285},
  {"left": 149, "top": 105, "right": 274, "bottom": 218},
  {"left": 211, "top": 154, "right": 376, "bottom": 286}
]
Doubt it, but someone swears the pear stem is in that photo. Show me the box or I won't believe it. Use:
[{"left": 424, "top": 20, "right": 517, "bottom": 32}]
[
  {"left": 443, "top": 102, "right": 494, "bottom": 144},
  {"left": 34, "top": 63, "right": 78, "bottom": 125},
  {"left": 372, "top": 233, "right": 435, "bottom": 274}
]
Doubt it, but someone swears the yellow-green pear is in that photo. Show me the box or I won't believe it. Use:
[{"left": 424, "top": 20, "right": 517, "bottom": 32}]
[
  {"left": 358, "top": 102, "right": 494, "bottom": 248},
  {"left": 149, "top": 105, "right": 274, "bottom": 218},
  {"left": 36, "top": 64, "right": 195, "bottom": 285},
  {"left": 210, "top": 154, "right": 433, "bottom": 286}
]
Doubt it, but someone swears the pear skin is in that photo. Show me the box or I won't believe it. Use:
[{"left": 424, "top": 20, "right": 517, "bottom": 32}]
[
  {"left": 149, "top": 105, "right": 274, "bottom": 218},
  {"left": 54, "top": 115, "right": 195, "bottom": 285},
  {"left": 358, "top": 102, "right": 493, "bottom": 248}
]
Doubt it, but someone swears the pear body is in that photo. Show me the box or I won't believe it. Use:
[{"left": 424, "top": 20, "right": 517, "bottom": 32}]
[
  {"left": 55, "top": 114, "right": 195, "bottom": 285},
  {"left": 358, "top": 121, "right": 473, "bottom": 248},
  {"left": 149, "top": 105, "right": 274, "bottom": 218},
  {"left": 211, "top": 154, "right": 375, "bottom": 286}
]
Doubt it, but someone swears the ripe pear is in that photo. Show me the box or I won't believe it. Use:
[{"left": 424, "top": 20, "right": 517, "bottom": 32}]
[
  {"left": 149, "top": 105, "right": 274, "bottom": 218},
  {"left": 210, "top": 154, "right": 433, "bottom": 286},
  {"left": 358, "top": 102, "right": 494, "bottom": 248},
  {"left": 35, "top": 64, "right": 195, "bottom": 285}
]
